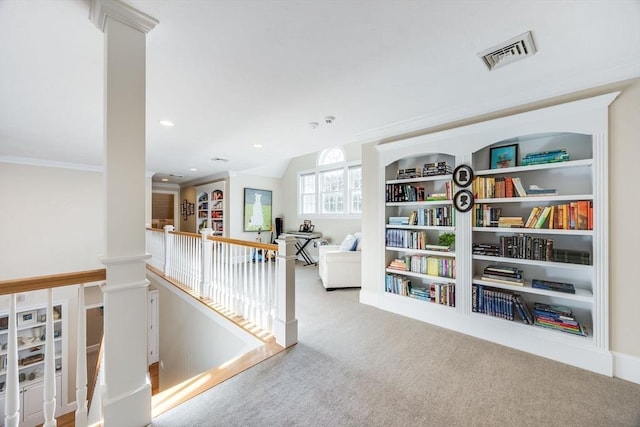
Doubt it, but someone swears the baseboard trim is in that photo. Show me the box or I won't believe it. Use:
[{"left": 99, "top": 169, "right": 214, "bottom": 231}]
[{"left": 612, "top": 352, "right": 640, "bottom": 384}]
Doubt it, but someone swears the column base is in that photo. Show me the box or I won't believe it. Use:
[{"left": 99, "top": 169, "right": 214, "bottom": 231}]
[
  {"left": 274, "top": 318, "right": 298, "bottom": 348},
  {"left": 102, "top": 378, "right": 152, "bottom": 427}
]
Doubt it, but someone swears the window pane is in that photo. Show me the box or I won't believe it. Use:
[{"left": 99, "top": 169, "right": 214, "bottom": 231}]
[
  {"left": 320, "top": 169, "right": 344, "bottom": 213},
  {"left": 318, "top": 147, "right": 345, "bottom": 165},
  {"left": 302, "top": 194, "right": 315, "bottom": 214},
  {"left": 299, "top": 173, "right": 316, "bottom": 214},
  {"left": 349, "top": 166, "right": 362, "bottom": 213}
]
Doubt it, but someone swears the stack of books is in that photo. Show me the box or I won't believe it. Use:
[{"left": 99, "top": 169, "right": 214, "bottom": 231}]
[
  {"left": 422, "top": 161, "right": 453, "bottom": 177},
  {"left": 387, "top": 258, "right": 409, "bottom": 271},
  {"left": 480, "top": 265, "right": 524, "bottom": 286},
  {"left": 497, "top": 216, "right": 524, "bottom": 228},
  {"left": 526, "top": 185, "right": 558, "bottom": 196},
  {"left": 533, "top": 303, "right": 587, "bottom": 336},
  {"left": 521, "top": 149, "right": 570, "bottom": 166},
  {"left": 388, "top": 216, "right": 410, "bottom": 225},
  {"left": 531, "top": 279, "right": 575, "bottom": 294},
  {"left": 397, "top": 168, "right": 422, "bottom": 179}
]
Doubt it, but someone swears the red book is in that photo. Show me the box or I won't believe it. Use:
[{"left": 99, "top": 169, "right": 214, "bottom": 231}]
[
  {"left": 505, "top": 177, "right": 514, "bottom": 198},
  {"left": 588, "top": 201, "right": 593, "bottom": 230}
]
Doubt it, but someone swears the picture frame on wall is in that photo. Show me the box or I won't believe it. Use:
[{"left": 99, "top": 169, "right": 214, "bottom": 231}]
[
  {"left": 243, "top": 188, "right": 273, "bottom": 232},
  {"left": 489, "top": 143, "right": 518, "bottom": 169}
]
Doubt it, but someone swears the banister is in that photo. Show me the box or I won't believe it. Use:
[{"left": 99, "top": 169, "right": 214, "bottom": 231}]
[
  {"left": 206, "top": 235, "right": 278, "bottom": 251},
  {"left": 0, "top": 269, "right": 106, "bottom": 296}
]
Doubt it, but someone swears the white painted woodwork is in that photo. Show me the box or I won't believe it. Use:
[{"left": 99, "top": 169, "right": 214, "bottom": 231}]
[
  {"left": 5, "top": 295, "right": 19, "bottom": 427},
  {"left": 363, "top": 92, "right": 619, "bottom": 376},
  {"left": 274, "top": 237, "right": 298, "bottom": 347},
  {"left": 91, "top": 0, "right": 157, "bottom": 425},
  {"left": 76, "top": 285, "right": 88, "bottom": 427},
  {"left": 42, "top": 290, "right": 56, "bottom": 427},
  {"left": 147, "top": 290, "right": 159, "bottom": 365}
]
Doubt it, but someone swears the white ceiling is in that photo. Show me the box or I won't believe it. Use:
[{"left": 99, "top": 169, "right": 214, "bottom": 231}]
[{"left": 1, "top": 0, "right": 639, "bottom": 185}]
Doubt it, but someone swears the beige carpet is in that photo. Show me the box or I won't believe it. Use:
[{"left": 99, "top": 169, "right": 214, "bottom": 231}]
[{"left": 153, "top": 264, "right": 640, "bottom": 427}]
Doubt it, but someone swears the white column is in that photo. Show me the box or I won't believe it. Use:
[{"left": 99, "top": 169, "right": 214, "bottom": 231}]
[
  {"left": 43, "top": 290, "right": 57, "bottom": 427},
  {"left": 90, "top": 1, "right": 158, "bottom": 426},
  {"left": 200, "top": 228, "right": 213, "bottom": 298},
  {"left": 274, "top": 237, "right": 298, "bottom": 347},
  {"left": 75, "top": 285, "right": 88, "bottom": 427}
]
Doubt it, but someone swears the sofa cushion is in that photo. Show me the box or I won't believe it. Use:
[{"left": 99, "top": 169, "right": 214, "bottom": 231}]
[{"left": 339, "top": 234, "right": 358, "bottom": 251}]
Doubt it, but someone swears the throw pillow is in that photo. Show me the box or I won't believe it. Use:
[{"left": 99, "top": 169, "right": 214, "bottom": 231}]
[
  {"left": 339, "top": 234, "right": 357, "bottom": 251},
  {"left": 353, "top": 232, "right": 362, "bottom": 251}
]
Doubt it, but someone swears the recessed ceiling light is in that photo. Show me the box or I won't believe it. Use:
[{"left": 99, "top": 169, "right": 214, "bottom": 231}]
[
  {"left": 161, "top": 178, "right": 169, "bottom": 182},
  {"left": 253, "top": 144, "right": 263, "bottom": 148},
  {"left": 190, "top": 168, "right": 198, "bottom": 171},
  {"left": 159, "top": 120, "right": 175, "bottom": 127}
]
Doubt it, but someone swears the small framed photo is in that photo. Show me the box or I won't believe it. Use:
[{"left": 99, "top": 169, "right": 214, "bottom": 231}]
[
  {"left": 17, "top": 310, "right": 37, "bottom": 327},
  {"left": 453, "top": 190, "right": 474, "bottom": 213},
  {"left": 453, "top": 164, "right": 474, "bottom": 188},
  {"left": 489, "top": 144, "right": 518, "bottom": 169}
]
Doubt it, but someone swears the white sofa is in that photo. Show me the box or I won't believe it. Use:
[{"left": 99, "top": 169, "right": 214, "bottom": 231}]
[{"left": 318, "top": 244, "right": 362, "bottom": 290}]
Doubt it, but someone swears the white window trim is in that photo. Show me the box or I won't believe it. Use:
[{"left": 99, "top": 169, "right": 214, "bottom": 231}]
[{"left": 297, "top": 160, "right": 362, "bottom": 219}]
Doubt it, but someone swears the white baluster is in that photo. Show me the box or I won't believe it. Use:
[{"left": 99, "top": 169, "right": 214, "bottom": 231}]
[
  {"left": 5, "top": 294, "right": 20, "bottom": 427},
  {"left": 43, "top": 289, "right": 57, "bottom": 426},
  {"left": 75, "top": 285, "right": 88, "bottom": 426},
  {"left": 163, "top": 225, "right": 174, "bottom": 276},
  {"left": 200, "top": 229, "right": 213, "bottom": 299}
]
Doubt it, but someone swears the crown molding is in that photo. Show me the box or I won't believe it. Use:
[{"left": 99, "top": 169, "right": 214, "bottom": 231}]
[
  {"left": 0, "top": 156, "right": 103, "bottom": 173},
  {"left": 90, "top": 0, "right": 158, "bottom": 34},
  {"left": 0, "top": 155, "right": 156, "bottom": 179}
]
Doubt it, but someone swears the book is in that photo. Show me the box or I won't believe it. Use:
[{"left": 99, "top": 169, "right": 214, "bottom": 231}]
[
  {"left": 534, "top": 206, "right": 552, "bottom": 228},
  {"left": 481, "top": 275, "right": 524, "bottom": 286},
  {"left": 524, "top": 207, "right": 541, "bottom": 228},
  {"left": 531, "top": 279, "right": 575, "bottom": 294},
  {"left": 511, "top": 177, "right": 527, "bottom": 197}
]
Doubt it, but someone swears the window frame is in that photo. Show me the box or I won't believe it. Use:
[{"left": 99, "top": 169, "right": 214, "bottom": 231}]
[{"left": 297, "top": 157, "right": 362, "bottom": 220}]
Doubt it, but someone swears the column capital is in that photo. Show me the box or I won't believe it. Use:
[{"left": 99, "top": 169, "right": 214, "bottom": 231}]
[{"left": 90, "top": 0, "right": 158, "bottom": 34}]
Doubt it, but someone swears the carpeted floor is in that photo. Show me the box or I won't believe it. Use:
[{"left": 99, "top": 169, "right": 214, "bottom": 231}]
[{"left": 153, "top": 264, "right": 640, "bottom": 427}]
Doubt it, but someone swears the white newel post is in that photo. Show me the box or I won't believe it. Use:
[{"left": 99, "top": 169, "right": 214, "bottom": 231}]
[
  {"left": 163, "top": 225, "right": 175, "bottom": 276},
  {"left": 4, "top": 295, "right": 19, "bottom": 427},
  {"left": 90, "top": 1, "right": 158, "bottom": 426},
  {"left": 200, "top": 228, "right": 213, "bottom": 299},
  {"left": 76, "top": 284, "right": 88, "bottom": 427},
  {"left": 274, "top": 237, "right": 298, "bottom": 347},
  {"left": 43, "top": 289, "right": 57, "bottom": 427}
]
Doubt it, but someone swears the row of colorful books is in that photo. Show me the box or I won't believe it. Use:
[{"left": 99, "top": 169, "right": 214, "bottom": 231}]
[
  {"left": 520, "top": 149, "right": 570, "bottom": 166},
  {"left": 408, "top": 282, "right": 455, "bottom": 306},
  {"left": 471, "top": 284, "right": 531, "bottom": 321},
  {"left": 384, "top": 273, "right": 455, "bottom": 306},
  {"left": 386, "top": 181, "right": 454, "bottom": 203},
  {"left": 387, "top": 256, "right": 456, "bottom": 279},
  {"left": 386, "top": 229, "right": 428, "bottom": 250},
  {"left": 395, "top": 162, "right": 454, "bottom": 179},
  {"left": 405, "top": 206, "right": 454, "bottom": 226}
]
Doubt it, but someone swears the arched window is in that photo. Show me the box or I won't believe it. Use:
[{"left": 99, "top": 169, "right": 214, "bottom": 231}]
[{"left": 298, "top": 147, "right": 361, "bottom": 217}]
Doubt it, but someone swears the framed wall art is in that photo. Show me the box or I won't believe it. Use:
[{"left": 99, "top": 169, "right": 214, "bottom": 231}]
[
  {"left": 489, "top": 143, "right": 518, "bottom": 169},
  {"left": 243, "top": 188, "right": 272, "bottom": 232}
]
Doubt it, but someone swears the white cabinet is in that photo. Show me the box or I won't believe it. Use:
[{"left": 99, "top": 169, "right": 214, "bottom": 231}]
[
  {"left": 0, "top": 304, "right": 65, "bottom": 427},
  {"left": 196, "top": 181, "right": 226, "bottom": 236},
  {"left": 371, "top": 92, "right": 619, "bottom": 376}
]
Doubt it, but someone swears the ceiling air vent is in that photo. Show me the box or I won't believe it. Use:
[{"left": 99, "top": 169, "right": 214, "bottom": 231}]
[{"left": 478, "top": 31, "right": 537, "bottom": 71}]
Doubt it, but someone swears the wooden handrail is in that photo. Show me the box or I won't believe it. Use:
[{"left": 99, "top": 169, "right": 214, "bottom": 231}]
[
  {"left": 146, "top": 227, "right": 164, "bottom": 233},
  {"left": 0, "top": 269, "right": 106, "bottom": 296},
  {"left": 207, "top": 235, "right": 278, "bottom": 251}
]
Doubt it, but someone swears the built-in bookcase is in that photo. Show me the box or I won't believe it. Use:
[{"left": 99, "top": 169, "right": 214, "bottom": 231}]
[
  {"left": 196, "top": 181, "right": 226, "bottom": 236},
  {"left": 368, "top": 92, "right": 619, "bottom": 376}
]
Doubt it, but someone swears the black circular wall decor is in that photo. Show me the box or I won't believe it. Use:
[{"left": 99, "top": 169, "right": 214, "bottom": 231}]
[
  {"left": 453, "top": 164, "right": 474, "bottom": 188},
  {"left": 453, "top": 190, "right": 474, "bottom": 212}
]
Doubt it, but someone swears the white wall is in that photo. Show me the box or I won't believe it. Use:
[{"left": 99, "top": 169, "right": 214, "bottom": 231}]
[
  {"left": 148, "top": 272, "right": 261, "bottom": 391},
  {"left": 228, "top": 174, "right": 284, "bottom": 242},
  {"left": 0, "top": 163, "right": 105, "bottom": 280}
]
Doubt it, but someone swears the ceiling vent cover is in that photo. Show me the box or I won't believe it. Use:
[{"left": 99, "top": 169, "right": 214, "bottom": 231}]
[{"left": 478, "top": 31, "right": 537, "bottom": 71}]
